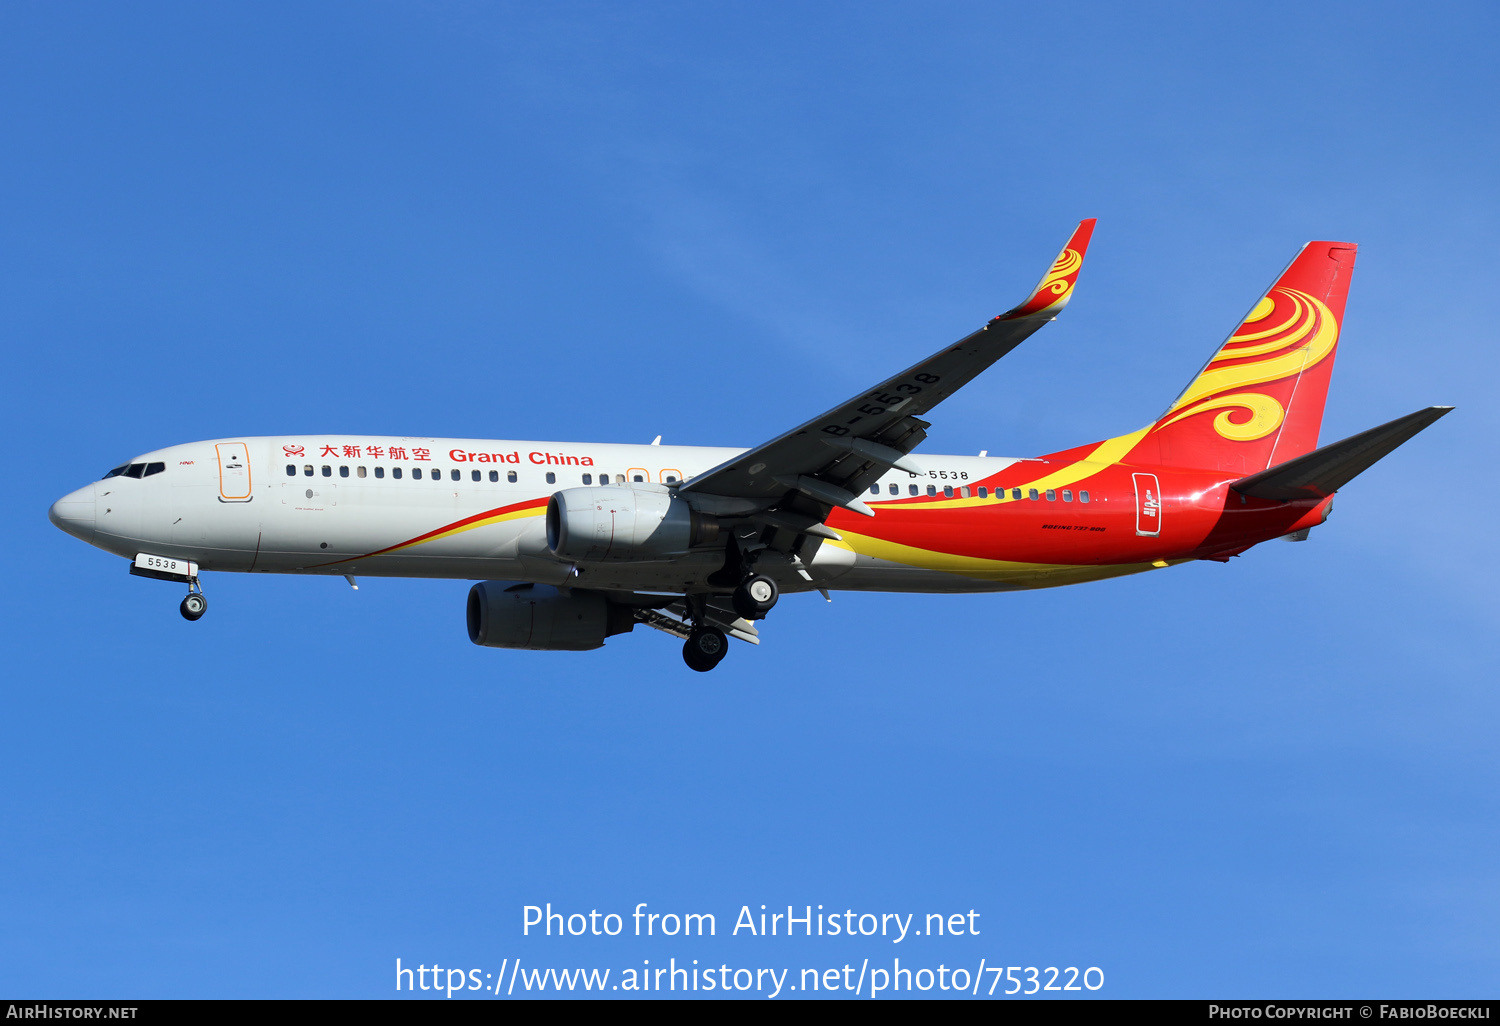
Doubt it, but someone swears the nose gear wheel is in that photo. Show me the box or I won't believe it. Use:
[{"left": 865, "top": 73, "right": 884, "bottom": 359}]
[{"left": 180, "top": 592, "right": 207, "bottom": 621}]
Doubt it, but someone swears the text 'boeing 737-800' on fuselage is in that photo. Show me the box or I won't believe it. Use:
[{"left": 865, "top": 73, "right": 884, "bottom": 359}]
[{"left": 49, "top": 221, "right": 1451, "bottom": 670}]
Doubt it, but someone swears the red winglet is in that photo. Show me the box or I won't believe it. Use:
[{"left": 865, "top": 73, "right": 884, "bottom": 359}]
[{"left": 997, "top": 218, "right": 1097, "bottom": 320}]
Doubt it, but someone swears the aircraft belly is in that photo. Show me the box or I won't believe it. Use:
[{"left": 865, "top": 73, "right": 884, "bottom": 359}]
[
  {"left": 834, "top": 548, "right": 1157, "bottom": 593},
  {"left": 806, "top": 537, "right": 856, "bottom": 581},
  {"left": 836, "top": 565, "right": 1014, "bottom": 593},
  {"left": 566, "top": 553, "right": 732, "bottom": 593}
]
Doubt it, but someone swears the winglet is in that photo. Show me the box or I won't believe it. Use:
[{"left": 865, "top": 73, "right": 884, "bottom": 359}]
[{"left": 996, "top": 218, "right": 1097, "bottom": 321}]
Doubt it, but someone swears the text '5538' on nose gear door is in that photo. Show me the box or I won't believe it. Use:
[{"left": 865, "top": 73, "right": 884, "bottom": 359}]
[{"left": 216, "top": 443, "right": 253, "bottom": 502}]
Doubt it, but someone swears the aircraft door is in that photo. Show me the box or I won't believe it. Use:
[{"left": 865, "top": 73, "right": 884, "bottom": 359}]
[
  {"left": 216, "top": 443, "right": 253, "bottom": 502},
  {"left": 1132, "top": 473, "right": 1161, "bottom": 537}
]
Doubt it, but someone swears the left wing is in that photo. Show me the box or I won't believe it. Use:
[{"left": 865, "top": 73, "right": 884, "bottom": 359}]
[{"left": 681, "top": 219, "right": 1097, "bottom": 529}]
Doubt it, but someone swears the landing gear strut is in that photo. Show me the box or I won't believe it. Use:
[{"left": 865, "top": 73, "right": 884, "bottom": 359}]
[
  {"left": 679, "top": 594, "right": 728, "bottom": 672},
  {"left": 731, "top": 574, "right": 778, "bottom": 621},
  {"left": 179, "top": 580, "right": 207, "bottom": 621},
  {"left": 682, "top": 626, "right": 728, "bottom": 672}
]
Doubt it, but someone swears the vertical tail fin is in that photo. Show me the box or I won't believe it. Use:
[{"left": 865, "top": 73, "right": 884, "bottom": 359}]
[{"left": 1149, "top": 241, "right": 1357, "bottom": 475}]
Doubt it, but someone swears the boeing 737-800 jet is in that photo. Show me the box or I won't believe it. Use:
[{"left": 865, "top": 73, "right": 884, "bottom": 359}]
[{"left": 48, "top": 221, "right": 1450, "bottom": 670}]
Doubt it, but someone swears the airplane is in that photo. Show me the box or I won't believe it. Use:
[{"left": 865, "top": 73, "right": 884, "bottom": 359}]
[{"left": 48, "top": 221, "right": 1451, "bottom": 671}]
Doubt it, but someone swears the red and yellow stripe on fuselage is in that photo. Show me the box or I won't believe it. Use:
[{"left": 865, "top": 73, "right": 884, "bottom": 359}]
[{"left": 825, "top": 431, "right": 1330, "bottom": 588}]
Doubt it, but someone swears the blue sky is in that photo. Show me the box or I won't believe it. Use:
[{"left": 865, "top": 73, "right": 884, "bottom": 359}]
[{"left": 2, "top": 1, "right": 1497, "bottom": 999}]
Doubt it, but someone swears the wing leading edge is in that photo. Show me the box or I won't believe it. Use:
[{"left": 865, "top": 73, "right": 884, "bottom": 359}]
[{"left": 681, "top": 219, "right": 1097, "bottom": 533}]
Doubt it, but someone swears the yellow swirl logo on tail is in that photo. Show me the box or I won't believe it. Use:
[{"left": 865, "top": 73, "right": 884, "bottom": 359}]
[
  {"left": 1159, "top": 391, "right": 1285, "bottom": 441},
  {"left": 1159, "top": 287, "right": 1339, "bottom": 442}
]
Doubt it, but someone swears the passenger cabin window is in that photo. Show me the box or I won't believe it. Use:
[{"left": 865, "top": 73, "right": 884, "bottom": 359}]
[
  {"left": 375, "top": 467, "right": 385, "bottom": 479},
  {"left": 489, "top": 470, "right": 499, "bottom": 482},
  {"left": 507, "top": 471, "right": 517, "bottom": 483},
  {"left": 1061, "top": 489, "right": 1072, "bottom": 502},
  {"left": 1080, "top": 490, "right": 1090, "bottom": 503},
  {"left": 582, "top": 473, "right": 593, "bottom": 485},
  {"left": 870, "top": 484, "right": 880, "bottom": 495},
  {"left": 889, "top": 483, "right": 898, "bottom": 495},
  {"left": 433, "top": 470, "right": 443, "bottom": 483},
  {"left": 664, "top": 474, "right": 679, "bottom": 483},
  {"left": 286, "top": 464, "right": 296, "bottom": 477},
  {"left": 339, "top": 465, "right": 349, "bottom": 478},
  {"left": 1029, "top": 488, "right": 1039, "bottom": 500},
  {"left": 412, "top": 468, "right": 422, "bottom": 480},
  {"left": 943, "top": 486, "right": 954, "bottom": 498},
  {"left": 927, "top": 484, "right": 937, "bottom": 496},
  {"left": 617, "top": 474, "right": 626, "bottom": 484},
  {"left": 321, "top": 465, "right": 331, "bottom": 477},
  {"left": 123, "top": 464, "right": 146, "bottom": 479},
  {"left": 1046, "top": 489, "right": 1056, "bottom": 501},
  {"left": 304, "top": 465, "right": 313, "bottom": 476},
  {"left": 977, "top": 486, "right": 988, "bottom": 498},
  {"left": 909, "top": 484, "right": 919, "bottom": 495},
  {"left": 471, "top": 470, "right": 481, "bottom": 482},
  {"left": 357, "top": 466, "right": 367, "bottom": 478},
  {"left": 1012, "top": 487, "right": 1022, "bottom": 500},
  {"left": 632, "top": 473, "right": 644, "bottom": 483},
  {"left": 960, "top": 486, "right": 970, "bottom": 498},
  {"left": 546, "top": 472, "right": 556, "bottom": 484},
  {"left": 392, "top": 467, "right": 403, "bottom": 479},
  {"left": 451, "top": 469, "right": 461, "bottom": 481}
]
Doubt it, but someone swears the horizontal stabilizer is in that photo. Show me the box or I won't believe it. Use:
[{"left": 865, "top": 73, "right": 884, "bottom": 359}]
[{"left": 1230, "top": 406, "right": 1453, "bottom": 501}]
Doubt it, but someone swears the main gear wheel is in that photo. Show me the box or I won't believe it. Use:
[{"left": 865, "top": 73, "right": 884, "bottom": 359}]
[
  {"left": 682, "top": 626, "right": 728, "bottom": 672},
  {"left": 731, "top": 574, "right": 778, "bottom": 621}
]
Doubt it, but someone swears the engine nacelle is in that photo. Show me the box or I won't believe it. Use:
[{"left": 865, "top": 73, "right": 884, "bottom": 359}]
[
  {"left": 546, "top": 485, "right": 717, "bottom": 562},
  {"left": 467, "top": 581, "right": 634, "bottom": 651}
]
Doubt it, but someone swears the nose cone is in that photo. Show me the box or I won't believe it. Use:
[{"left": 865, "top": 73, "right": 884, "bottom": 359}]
[{"left": 49, "top": 483, "right": 97, "bottom": 543}]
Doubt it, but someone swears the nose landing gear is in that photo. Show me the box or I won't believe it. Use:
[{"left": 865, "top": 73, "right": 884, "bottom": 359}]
[
  {"left": 180, "top": 592, "right": 207, "bottom": 621},
  {"left": 179, "top": 578, "right": 207, "bottom": 621},
  {"left": 129, "top": 554, "right": 207, "bottom": 622}
]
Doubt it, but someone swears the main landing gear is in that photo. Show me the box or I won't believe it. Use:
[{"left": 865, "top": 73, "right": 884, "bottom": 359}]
[
  {"left": 678, "top": 573, "right": 780, "bottom": 672},
  {"left": 682, "top": 626, "right": 728, "bottom": 673},
  {"left": 731, "top": 574, "right": 778, "bottom": 621}
]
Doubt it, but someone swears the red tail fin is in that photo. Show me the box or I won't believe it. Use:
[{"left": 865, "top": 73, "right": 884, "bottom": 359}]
[{"left": 1148, "top": 241, "right": 1357, "bottom": 475}]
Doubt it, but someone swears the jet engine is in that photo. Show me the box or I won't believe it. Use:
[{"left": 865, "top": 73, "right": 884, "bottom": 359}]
[
  {"left": 467, "top": 581, "right": 635, "bottom": 651},
  {"left": 546, "top": 485, "right": 718, "bottom": 562}
]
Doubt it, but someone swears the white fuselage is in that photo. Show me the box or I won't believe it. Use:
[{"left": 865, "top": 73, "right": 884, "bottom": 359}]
[{"left": 50, "top": 435, "right": 1023, "bottom": 595}]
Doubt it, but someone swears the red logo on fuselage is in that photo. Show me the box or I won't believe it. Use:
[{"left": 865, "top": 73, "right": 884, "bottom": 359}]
[{"left": 450, "top": 449, "right": 523, "bottom": 464}]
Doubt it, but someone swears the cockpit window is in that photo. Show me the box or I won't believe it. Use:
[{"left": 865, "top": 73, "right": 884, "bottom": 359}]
[
  {"left": 144, "top": 462, "right": 165, "bottom": 477},
  {"left": 123, "top": 463, "right": 146, "bottom": 479},
  {"left": 103, "top": 465, "right": 129, "bottom": 479}
]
